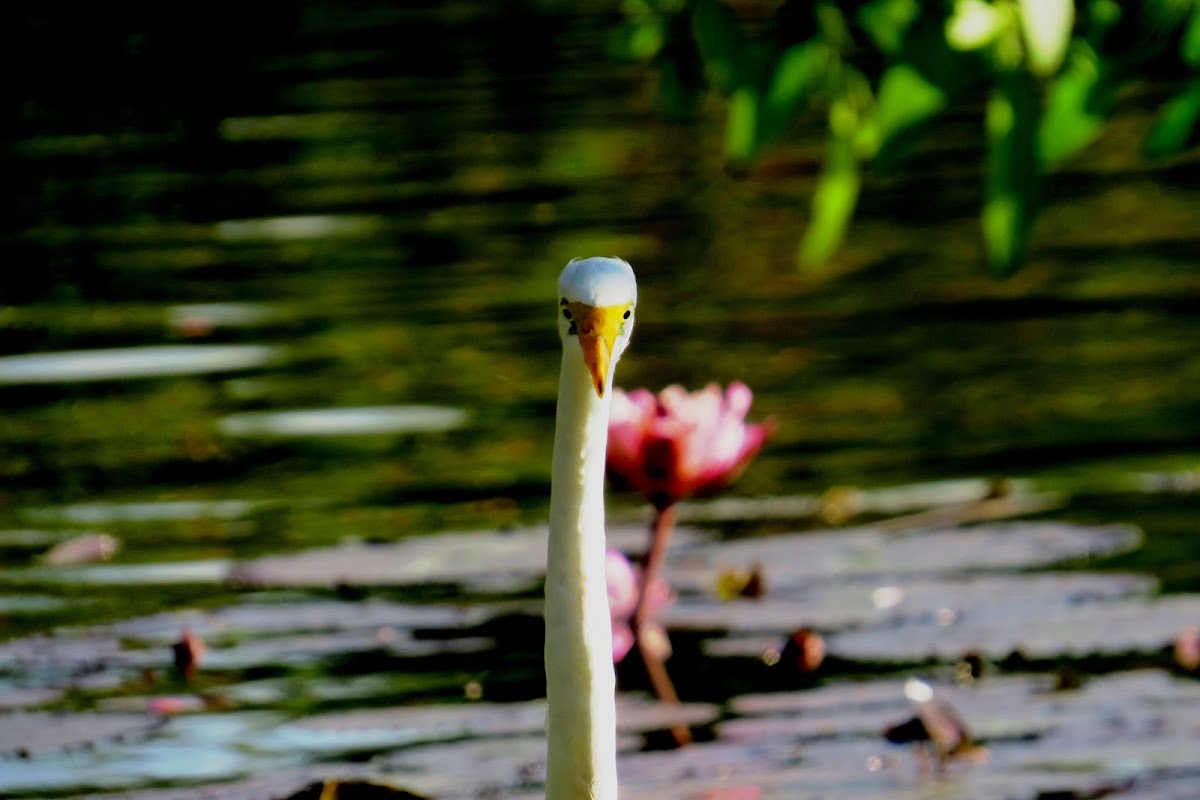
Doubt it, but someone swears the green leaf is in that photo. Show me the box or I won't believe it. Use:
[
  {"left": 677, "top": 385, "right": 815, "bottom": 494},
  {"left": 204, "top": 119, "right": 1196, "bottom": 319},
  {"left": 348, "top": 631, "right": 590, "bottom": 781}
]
[
  {"left": 874, "top": 7, "right": 980, "bottom": 166},
  {"left": 871, "top": 63, "right": 949, "bottom": 165},
  {"left": 1018, "top": 0, "right": 1074, "bottom": 75},
  {"left": 983, "top": 73, "right": 1041, "bottom": 275},
  {"left": 1145, "top": 80, "right": 1200, "bottom": 156},
  {"left": 1182, "top": 3, "right": 1200, "bottom": 67},
  {"left": 800, "top": 107, "right": 861, "bottom": 269},
  {"left": 1038, "top": 43, "right": 1114, "bottom": 166},
  {"left": 946, "top": 0, "right": 1006, "bottom": 52},
  {"left": 725, "top": 87, "right": 760, "bottom": 165},
  {"left": 857, "top": 0, "right": 921, "bottom": 55},
  {"left": 760, "top": 42, "right": 822, "bottom": 145},
  {"left": 692, "top": 0, "right": 744, "bottom": 93}
]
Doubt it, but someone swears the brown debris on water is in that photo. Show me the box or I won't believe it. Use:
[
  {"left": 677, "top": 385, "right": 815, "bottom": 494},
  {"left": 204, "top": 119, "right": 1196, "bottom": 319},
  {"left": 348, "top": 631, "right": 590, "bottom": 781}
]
[
  {"left": 277, "top": 780, "right": 431, "bottom": 800},
  {"left": 172, "top": 627, "right": 206, "bottom": 680},
  {"left": 1174, "top": 625, "right": 1200, "bottom": 671},
  {"left": 715, "top": 563, "right": 766, "bottom": 600},
  {"left": 883, "top": 678, "right": 988, "bottom": 775}
]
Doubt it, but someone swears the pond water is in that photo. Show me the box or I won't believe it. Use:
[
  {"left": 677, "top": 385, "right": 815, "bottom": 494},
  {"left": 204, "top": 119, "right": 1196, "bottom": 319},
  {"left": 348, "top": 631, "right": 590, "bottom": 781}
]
[{"left": 3, "top": 2, "right": 1200, "bottom": 798}]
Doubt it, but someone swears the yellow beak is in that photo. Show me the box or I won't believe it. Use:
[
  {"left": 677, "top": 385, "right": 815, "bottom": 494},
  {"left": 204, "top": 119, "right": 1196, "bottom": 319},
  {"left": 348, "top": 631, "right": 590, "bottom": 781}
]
[{"left": 567, "top": 302, "right": 626, "bottom": 398}]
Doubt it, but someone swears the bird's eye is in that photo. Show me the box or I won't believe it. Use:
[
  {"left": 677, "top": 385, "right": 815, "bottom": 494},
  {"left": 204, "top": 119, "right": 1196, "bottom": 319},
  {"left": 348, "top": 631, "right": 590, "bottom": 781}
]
[
  {"left": 623, "top": 309, "right": 631, "bottom": 320},
  {"left": 563, "top": 309, "right": 572, "bottom": 320}
]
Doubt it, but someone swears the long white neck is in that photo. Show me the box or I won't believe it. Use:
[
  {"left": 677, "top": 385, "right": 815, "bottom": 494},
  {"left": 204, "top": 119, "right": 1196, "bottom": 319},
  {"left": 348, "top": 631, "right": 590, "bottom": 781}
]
[{"left": 545, "top": 345, "right": 619, "bottom": 800}]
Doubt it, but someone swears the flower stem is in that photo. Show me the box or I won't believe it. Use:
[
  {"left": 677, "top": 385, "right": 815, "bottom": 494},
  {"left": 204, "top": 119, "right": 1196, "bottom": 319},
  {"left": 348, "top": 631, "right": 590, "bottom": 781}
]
[
  {"left": 633, "top": 504, "right": 690, "bottom": 745},
  {"left": 635, "top": 505, "right": 675, "bottom": 628}
]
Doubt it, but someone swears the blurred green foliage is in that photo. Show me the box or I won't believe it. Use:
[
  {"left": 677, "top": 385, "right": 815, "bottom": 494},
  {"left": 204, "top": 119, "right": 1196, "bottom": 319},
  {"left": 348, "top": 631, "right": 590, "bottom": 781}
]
[{"left": 613, "top": 0, "right": 1200, "bottom": 274}]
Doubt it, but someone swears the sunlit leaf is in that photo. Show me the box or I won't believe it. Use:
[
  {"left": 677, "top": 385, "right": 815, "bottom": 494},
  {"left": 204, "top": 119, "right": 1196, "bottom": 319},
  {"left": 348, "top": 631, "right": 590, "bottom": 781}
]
[
  {"left": 857, "top": 0, "right": 920, "bottom": 55},
  {"left": 1038, "top": 42, "right": 1115, "bottom": 166},
  {"left": 1182, "top": 2, "right": 1200, "bottom": 66},
  {"left": 1018, "top": 0, "right": 1074, "bottom": 75},
  {"left": 875, "top": 9, "right": 980, "bottom": 166},
  {"left": 871, "top": 63, "right": 948, "bottom": 164},
  {"left": 1145, "top": 81, "right": 1200, "bottom": 156},
  {"left": 760, "top": 42, "right": 822, "bottom": 145},
  {"left": 800, "top": 111, "right": 860, "bottom": 269},
  {"left": 725, "top": 87, "right": 759, "bottom": 165},
  {"left": 983, "top": 74, "right": 1041, "bottom": 275},
  {"left": 630, "top": 19, "right": 666, "bottom": 60},
  {"left": 814, "top": 2, "right": 852, "bottom": 51},
  {"left": 946, "top": 0, "right": 1006, "bottom": 51}
]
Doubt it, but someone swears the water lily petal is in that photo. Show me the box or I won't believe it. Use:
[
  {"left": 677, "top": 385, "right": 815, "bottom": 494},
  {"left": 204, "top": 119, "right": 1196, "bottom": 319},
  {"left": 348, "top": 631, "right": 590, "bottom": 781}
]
[
  {"left": 612, "top": 621, "right": 636, "bottom": 663},
  {"left": 606, "top": 550, "right": 639, "bottom": 618},
  {"left": 607, "top": 382, "right": 773, "bottom": 509}
]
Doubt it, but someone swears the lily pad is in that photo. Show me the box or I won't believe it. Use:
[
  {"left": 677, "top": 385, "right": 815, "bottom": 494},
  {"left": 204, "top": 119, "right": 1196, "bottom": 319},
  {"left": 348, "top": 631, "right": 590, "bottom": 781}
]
[
  {"left": 166, "top": 303, "right": 278, "bottom": 332},
  {"left": 202, "top": 630, "right": 493, "bottom": 671},
  {"left": 1, "top": 559, "right": 233, "bottom": 586},
  {"left": 217, "top": 405, "right": 468, "bottom": 438},
  {"left": 0, "top": 529, "right": 88, "bottom": 547},
  {"left": 663, "top": 522, "right": 1140, "bottom": 595},
  {"left": 829, "top": 593, "right": 1200, "bottom": 662},
  {"left": 668, "top": 571, "right": 1153, "bottom": 638},
  {"left": 0, "top": 711, "right": 162, "bottom": 756},
  {"left": 260, "top": 695, "right": 719, "bottom": 756},
  {"left": 373, "top": 736, "right": 548, "bottom": 798},
  {"left": 231, "top": 523, "right": 709, "bottom": 592},
  {"left": 0, "top": 633, "right": 158, "bottom": 685},
  {"left": 105, "top": 599, "right": 490, "bottom": 644},
  {"left": 0, "top": 685, "right": 63, "bottom": 709},
  {"left": 0, "top": 594, "right": 72, "bottom": 613},
  {"left": 24, "top": 499, "right": 265, "bottom": 524},
  {"left": 671, "top": 478, "right": 1043, "bottom": 523},
  {"left": 0, "top": 711, "right": 293, "bottom": 795},
  {"left": 215, "top": 214, "right": 382, "bottom": 241},
  {"left": 61, "top": 767, "right": 395, "bottom": 800},
  {"left": 668, "top": 670, "right": 1200, "bottom": 800},
  {"left": 221, "top": 673, "right": 462, "bottom": 708},
  {"left": 0, "top": 344, "right": 280, "bottom": 385}
]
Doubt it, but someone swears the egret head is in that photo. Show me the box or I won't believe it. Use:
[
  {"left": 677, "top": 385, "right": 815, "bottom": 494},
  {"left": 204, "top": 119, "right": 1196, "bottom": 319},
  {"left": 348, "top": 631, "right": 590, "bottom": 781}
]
[{"left": 557, "top": 257, "right": 637, "bottom": 398}]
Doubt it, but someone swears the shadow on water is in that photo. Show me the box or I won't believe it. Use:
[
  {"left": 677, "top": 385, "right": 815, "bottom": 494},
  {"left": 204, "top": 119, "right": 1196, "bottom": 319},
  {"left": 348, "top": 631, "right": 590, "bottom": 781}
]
[{"left": 2, "top": 1, "right": 1200, "bottom": 798}]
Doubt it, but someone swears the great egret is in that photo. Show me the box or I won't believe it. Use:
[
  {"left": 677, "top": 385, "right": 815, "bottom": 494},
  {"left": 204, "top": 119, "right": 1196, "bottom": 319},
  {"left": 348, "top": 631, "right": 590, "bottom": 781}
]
[{"left": 546, "top": 256, "right": 637, "bottom": 800}]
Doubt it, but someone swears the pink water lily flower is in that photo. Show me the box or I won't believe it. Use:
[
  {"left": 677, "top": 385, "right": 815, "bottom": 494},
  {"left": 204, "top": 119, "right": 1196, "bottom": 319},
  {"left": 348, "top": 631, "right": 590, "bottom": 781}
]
[
  {"left": 606, "top": 549, "right": 673, "bottom": 664},
  {"left": 608, "top": 382, "right": 776, "bottom": 510}
]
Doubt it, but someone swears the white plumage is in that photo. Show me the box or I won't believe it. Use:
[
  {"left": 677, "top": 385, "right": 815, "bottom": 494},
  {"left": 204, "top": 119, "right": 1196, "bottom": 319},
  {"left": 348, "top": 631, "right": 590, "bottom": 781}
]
[{"left": 545, "top": 256, "right": 636, "bottom": 800}]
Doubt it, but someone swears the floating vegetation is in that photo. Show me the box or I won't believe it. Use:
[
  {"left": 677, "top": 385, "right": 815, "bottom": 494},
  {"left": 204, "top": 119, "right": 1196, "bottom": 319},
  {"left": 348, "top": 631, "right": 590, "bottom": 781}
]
[
  {"left": 231, "top": 523, "right": 709, "bottom": 592},
  {"left": 830, "top": 592, "right": 1200, "bottom": 663},
  {"left": 258, "top": 694, "right": 719, "bottom": 758},
  {"left": 0, "top": 345, "right": 281, "bottom": 385},
  {"left": 683, "top": 571, "right": 1154, "bottom": 648},
  {"left": 24, "top": 499, "right": 267, "bottom": 525},
  {"left": 165, "top": 303, "right": 280, "bottom": 335},
  {"left": 0, "top": 711, "right": 163, "bottom": 757},
  {"left": 0, "top": 593, "right": 74, "bottom": 614},
  {"left": 662, "top": 522, "right": 1141, "bottom": 595},
  {"left": 217, "top": 405, "right": 468, "bottom": 438},
  {"left": 215, "top": 215, "right": 383, "bottom": 242},
  {"left": 1, "top": 559, "right": 233, "bottom": 587}
]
